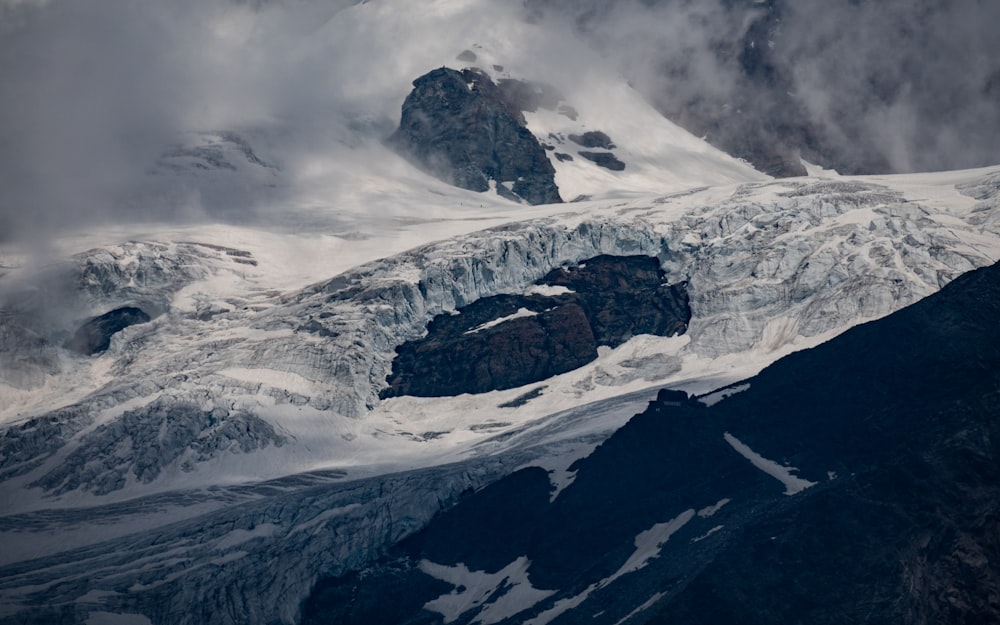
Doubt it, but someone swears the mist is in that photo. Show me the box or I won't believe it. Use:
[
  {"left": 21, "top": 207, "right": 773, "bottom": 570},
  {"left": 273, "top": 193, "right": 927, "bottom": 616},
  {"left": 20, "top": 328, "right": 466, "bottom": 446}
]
[
  {"left": 527, "top": 0, "right": 1000, "bottom": 175},
  {"left": 1, "top": 0, "right": 998, "bottom": 247},
  {"left": 0, "top": 0, "right": 538, "bottom": 245},
  {"left": 0, "top": 0, "right": 377, "bottom": 243},
  {"left": 779, "top": 0, "right": 1000, "bottom": 173}
]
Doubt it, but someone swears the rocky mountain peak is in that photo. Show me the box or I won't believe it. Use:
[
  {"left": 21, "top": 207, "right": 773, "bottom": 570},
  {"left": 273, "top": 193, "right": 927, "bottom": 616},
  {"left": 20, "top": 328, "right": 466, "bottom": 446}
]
[{"left": 388, "top": 67, "right": 563, "bottom": 205}]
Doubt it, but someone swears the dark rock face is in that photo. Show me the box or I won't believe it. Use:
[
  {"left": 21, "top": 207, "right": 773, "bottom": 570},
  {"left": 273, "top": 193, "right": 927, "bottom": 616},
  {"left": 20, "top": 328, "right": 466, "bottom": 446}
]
[
  {"left": 579, "top": 151, "right": 626, "bottom": 171},
  {"left": 498, "top": 385, "right": 548, "bottom": 408},
  {"left": 539, "top": 256, "right": 688, "bottom": 346},
  {"left": 64, "top": 307, "right": 150, "bottom": 355},
  {"left": 383, "top": 297, "right": 597, "bottom": 399},
  {"left": 305, "top": 261, "right": 1000, "bottom": 625},
  {"left": 568, "top": 131, "right": 615, "bottom": 149},
  {"left": 385, "top": 300, "right": 598, "bottom": 398},
  {"left": 381, "top": 255, "right": 689, "bottom": 398},
  {"left": 388, "top": 67, "right": 562, "bottom": 205}
]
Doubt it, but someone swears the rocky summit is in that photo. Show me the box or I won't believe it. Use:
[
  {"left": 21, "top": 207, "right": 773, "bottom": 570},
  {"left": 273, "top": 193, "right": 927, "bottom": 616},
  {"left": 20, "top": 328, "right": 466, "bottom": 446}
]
[{"left": 388, "top": 67, "right": 562, "bottom": 205}]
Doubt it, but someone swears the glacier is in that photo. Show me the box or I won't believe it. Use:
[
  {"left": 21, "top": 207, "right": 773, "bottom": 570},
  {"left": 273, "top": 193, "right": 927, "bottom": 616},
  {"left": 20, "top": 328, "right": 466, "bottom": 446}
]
[
  {"left": 1, "top": 168, "right": 999, "bottom": 624},
  {"left": 6, "top": 176, "right": 999, "bottom": 503}
]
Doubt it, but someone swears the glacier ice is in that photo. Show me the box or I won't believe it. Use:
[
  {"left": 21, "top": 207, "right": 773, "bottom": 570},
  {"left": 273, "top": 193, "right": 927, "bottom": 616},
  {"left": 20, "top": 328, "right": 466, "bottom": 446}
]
[{"left": 2, "top": 172, "right": 1000, "bottom": 624}]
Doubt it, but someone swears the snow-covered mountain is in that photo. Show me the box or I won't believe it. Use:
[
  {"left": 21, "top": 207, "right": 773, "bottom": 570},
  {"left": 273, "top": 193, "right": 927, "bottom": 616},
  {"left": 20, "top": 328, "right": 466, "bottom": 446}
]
[
  {"left": 1, "top": 1, "right": 999, "bottom": 624},
  {"left": 3, "top": 169, "right": 998, "bottom": 623}
]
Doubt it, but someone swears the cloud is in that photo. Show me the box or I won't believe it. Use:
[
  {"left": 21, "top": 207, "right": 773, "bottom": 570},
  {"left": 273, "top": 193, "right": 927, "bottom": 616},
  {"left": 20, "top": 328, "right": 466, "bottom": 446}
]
[
  {"left": 776, "top": 0, "right": 1000, "bottom": 173},
  {"left": 0, "top": 0, "right": 365, "bottom": 242},
  {"left": 0, "top": 0, "right": 544, "bottom": 243},
  {"left": 525, "top": 0, "right": 1000, "bottom": 175},
  {"left": 1, "top": 0, "right": 996, "bottom": 248}
]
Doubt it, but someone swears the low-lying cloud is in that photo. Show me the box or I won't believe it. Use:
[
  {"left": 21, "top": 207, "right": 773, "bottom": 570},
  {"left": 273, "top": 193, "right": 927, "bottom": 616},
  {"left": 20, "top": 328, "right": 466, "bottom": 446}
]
[
  {"left": 0, "top": 0, "right": 369, "bottom": 242},
  {"left": 1, "top": 0, "right": 997, "bottom": 245}
]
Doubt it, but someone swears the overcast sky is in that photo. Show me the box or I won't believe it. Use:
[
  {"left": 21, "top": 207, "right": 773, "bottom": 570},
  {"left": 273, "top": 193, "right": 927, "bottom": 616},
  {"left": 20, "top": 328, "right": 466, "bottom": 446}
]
[
  {"left": 1, "top": 0, "right": 997, "bottom": 243},
  {"left": 0, "top": 0, "right": 375, "bottom": 242}
]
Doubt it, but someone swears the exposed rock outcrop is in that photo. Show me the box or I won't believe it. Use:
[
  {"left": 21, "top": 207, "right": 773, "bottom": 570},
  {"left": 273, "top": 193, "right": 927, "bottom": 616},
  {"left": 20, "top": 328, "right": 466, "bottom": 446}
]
[
  {"left": 388, "top": 67, "right": 562, "bottom": 205},
  {"left": 569, "top": 131, "right": 615, "bottom": 149},
  {"left": 579, "top": 150, "right": 626, "bottom": 171},
  {"left": 382, "top": 255, "right": 690, "bottom": 397},
  {"left": 496, "top": 78, "right": 562, "bottom": 113},
  {"left": 64, "top": 307, "right": 151, "bottom": 355}
]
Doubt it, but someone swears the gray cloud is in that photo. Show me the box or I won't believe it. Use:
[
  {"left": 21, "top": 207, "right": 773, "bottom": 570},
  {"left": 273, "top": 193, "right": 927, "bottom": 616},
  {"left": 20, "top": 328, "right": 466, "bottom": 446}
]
[
  {"left": 778, "top": 0, "right": 1000, "bottom": 173},
  {"left": 526, "top": 0, "right": 1000, "bottom": 175},
  {"left": 1, "top": 0, "right": 180, "bottom": 240},
  {"left": 1, "top": 0, "right": 997, "bottom": 248},
  {"left": 0, "top": 0, "right": 367, "bottom": 242}
]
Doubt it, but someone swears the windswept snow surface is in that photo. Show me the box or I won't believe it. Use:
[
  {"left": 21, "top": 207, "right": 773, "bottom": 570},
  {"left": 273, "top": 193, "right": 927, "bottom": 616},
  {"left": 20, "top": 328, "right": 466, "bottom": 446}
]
[
  {"left": 697, "top": 498, "right": 731, "bottom": 518},
  {"left": 523, "top": 284, "right": 574, "bottom": 297},
  {"left": 613, "top": 592, "right": 667, "bottom": 625},
  {"left": 464, "top": 307, "right": 539, "bottom": 334},
  {"left": 611, "top": 509, "right": 696, "bottom": 582}
]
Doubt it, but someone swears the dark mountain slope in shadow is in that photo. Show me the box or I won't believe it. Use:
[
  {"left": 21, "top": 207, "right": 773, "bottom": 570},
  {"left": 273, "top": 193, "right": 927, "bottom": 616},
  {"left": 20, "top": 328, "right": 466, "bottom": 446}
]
[{"left": 302, "top": 261, "right": 1000, "bottom": 625}]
